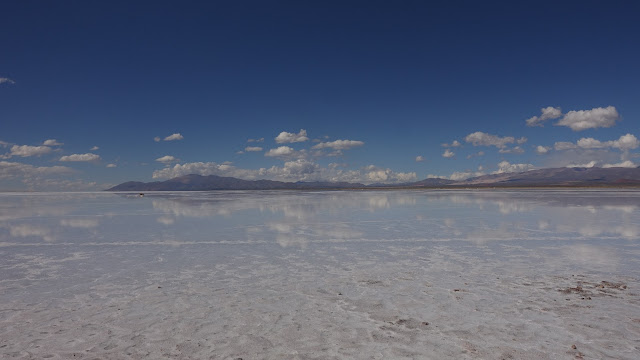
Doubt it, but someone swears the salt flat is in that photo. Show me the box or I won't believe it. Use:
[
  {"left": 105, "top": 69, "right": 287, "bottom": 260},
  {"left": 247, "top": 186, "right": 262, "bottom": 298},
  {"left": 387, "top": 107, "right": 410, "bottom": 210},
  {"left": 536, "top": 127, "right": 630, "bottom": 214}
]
[{"left": 1, "top": 190, "right": 639, "bottom": 359}]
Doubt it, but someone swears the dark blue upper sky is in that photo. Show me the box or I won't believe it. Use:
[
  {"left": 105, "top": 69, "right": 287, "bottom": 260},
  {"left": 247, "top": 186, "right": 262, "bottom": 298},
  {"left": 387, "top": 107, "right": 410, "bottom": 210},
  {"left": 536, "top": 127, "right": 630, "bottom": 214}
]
[{"left": 1, "top": 1, "right": 639, "bottom": 190}]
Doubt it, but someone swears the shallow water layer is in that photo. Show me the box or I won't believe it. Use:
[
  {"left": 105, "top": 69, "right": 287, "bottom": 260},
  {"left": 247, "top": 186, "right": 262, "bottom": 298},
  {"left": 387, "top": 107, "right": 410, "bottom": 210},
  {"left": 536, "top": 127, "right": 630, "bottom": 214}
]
[{"left": 1, "top": 190, "right": 639, "bottom": 359}]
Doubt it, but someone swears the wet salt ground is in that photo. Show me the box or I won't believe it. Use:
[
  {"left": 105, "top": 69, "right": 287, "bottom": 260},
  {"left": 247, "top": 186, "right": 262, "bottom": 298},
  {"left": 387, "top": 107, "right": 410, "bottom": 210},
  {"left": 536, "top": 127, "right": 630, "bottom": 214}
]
[{"left": 1, "top": 190, "right": 639, "bottom": 359}]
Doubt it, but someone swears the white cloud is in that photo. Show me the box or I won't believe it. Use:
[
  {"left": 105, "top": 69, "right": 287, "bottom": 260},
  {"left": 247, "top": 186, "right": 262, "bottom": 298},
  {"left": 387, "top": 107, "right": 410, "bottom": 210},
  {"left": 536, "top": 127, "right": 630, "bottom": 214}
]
[
  {"left": 90, "top": 146, "right": 99, "bottom": 151},
  {"left": 265, "top": 146, "right": 295, "bottom": 157},
  {"left": 466, "top": 151, "right": 485, "bottom": 159},
  {"left": 59, "top": 153, "right": 101, "bottom": 162},
  {"left": 275, "top": 159, "right": 319, "bottom": 178},
  {"left": 555, "top": 106, "right": 620, "bottom": 131},
  {"left": 554, "top": 141, "right": 576, "bottom": 151},
  {"left": 275, "top": 129, "right": 309, "bottom": 144},
  {"left": 498, "top": 146, "right": 524, "bottom": 154},
  {"left": 555, "top": 134, "right": 639, "bottom": 151},
  {"left": 311, "top": 139, "right": 364, "bottom": 150},
  {"left": 442, "top": 140, "right": 461, "bottom": 147},
  {"left": 576, "top": 137, "right": 607, "bottom": 149},
  {"left": 244, "top": 146, "right": 263, "bottom": 152},
  {"left": 428, "top": 170, "right": 485, "bottom": 181},
  {"left": 0, "top": 164, "right": 103, "bottom": 190},
  {"left": 364, "top": 165, "right": 417, "bottom": 183},
  {"left": 106, "top": 163, "right": 117, "bottom": 168},
  {"left": 43, "top": 139, "right": 64, "bottom": 146},
  {"left": 516, "top": 137, "right": 527, "bottom": 144},
  {"left": 464, "top": 132, "right": 515, "bottom": 148},
  {"left": 567, "top": 161, "right": 598, "bottom": 168},
  {"left": 10, "top": 145, "right": 52, "bottom": 157},
  {"left": 247, "top": 137, "right": 264, "bottom": 143},
  {"left": 603, "top": 160, "right": 637, "bottom": 168},
  {"left": 442, "top": 149, "right": 455, "bottom": 158},
  {"left": 164, "top": 133, "right": 184, "bottom": 141},
  {"left": 611, "top": 133, "right": 640, "bottom": 150},
  {"left": 151, "top": 160, "right": 415, "bottom": 184},
  {"left": 0, "top": 161, "right": 86, "bottom": 190},
  {"left": 0, "top": 77, "right": 15, "bottom": 85},
  {"left": 525, "top": 106, "right": 562, "bottom": 127},
  {"left": 154, "top": 136, "right": 161, "bottom": 142},
  {"left": 493, "top": 161, "right": 535, "bottom": 174},
  {"left": 449, "top": 171, "right": 484, "bottom": 181},
  {"left": 536, "top": 146, "right": 550, "bottom": 154},
  {"left": 415, "top": 155, "right": 425, "bottom": 162},
  {"left": 0, "top": 161, "right": 74, "bottom": 179},
  {"left": 156, "top": 155, "right": 177, "bottom": 164}
]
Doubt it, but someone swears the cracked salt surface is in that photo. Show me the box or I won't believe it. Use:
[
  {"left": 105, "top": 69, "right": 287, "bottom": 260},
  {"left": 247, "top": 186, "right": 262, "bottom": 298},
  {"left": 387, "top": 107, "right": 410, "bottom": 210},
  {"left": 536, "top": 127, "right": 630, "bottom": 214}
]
[{"left": 1, "top": 190, "right": 639, "bottom": 359}]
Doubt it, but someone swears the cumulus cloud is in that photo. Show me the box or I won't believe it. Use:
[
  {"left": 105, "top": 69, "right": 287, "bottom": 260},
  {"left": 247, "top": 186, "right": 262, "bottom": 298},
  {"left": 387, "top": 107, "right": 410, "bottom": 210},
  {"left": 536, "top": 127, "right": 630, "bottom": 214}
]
[
  {"left": 244, "top": 146, "right": 263, "bottom": 152},
  {"left": 154, "top": 136, "right": 161, "bottom": 142},
  {"left": 567, "top": 161, "right": 598, "bottom": 168},
  {"left": 106, "top": 163, "right": 117, "bottom": 168},
  {"left": 0, "top": 77, "right": 15, "bottom": 85},
  {"left": 0, "top": 161, "right": 74, "bottom": 179},
  {"left": 59, "top": 153, "right": 101, "bottom": 162},
  {"left": 156, "top": 155, "right": 178, "bottom": 164},
  {"left": 265, "top": 146, "right": 295, "bottom": 157},
  {"left": 555, "top": 134, "right": 639, "bottom": 151},
  {"left": 536, "top": 146, "right": 551, "bottom": 154},
  {"left": 493, "top": 161, "right": 535, "bottom": 174},
  {"left": 43, "top": 139, "right": 64, "bottom": 146},
  {"left": 428, "top": 170, "right": 485, "bottom": 181},
  {"left": 498, "top": 146, "right": 524, "bottom": 154},
  {"left": 449, "top": 171, "right": 484, "bottom": 181},
  {"left": 554, "top": 142, "right": 576, "bottom": 151},
  {"left": 247, "top": 137, "right": 264, "bottom": 143},
  {"left": 516, "top": 137, "right": 528, "bottom": 144},
  {"left": 152, "top": 160, "right": 415, "bottom": 184},
  {"left": 442, "top": 140, "right": 461, "bottom": 147},
  {"left": 90, "top": 146, "right": 99, "bottom": 151},
  {"left": 0, "top": 162, "right": 103, "bottom": 190},
  {"left": 525, "top": 106, "right": 562, "bottom": 127},
  {"left": 555, "top": 106, "right": 620, "bottom": 131},
  {"left": 415, "top": 155, "right": 425, "bottom": 162},
  {"left": 611, "top": 133, "right": 640, "bottom": 150},
  {"left": 603, "top": 160, "right": 637, "bottom": 168},
  {"left": 466, "top": 151, "right": 485, "bottom": 159},
  {"left": 364, "top": 165, "right": 417, "bottom": 183},
  {"left": 464, "top": 132, "right": 515, "bottom": 148},
  {"left": 442, "top": 149, "right": 455, "bottom": 158},
  {"left": 10, "top": 145, "right": 52, "bottom": 157},
  {"left": 275, "top": 129, "right": 308, "bottom": 143},
  {"left": 311, "top": 139, "right": 364, "bottom": 150},
  {"left": 163, "top": 133, "right": 184, "bottom": 141}
]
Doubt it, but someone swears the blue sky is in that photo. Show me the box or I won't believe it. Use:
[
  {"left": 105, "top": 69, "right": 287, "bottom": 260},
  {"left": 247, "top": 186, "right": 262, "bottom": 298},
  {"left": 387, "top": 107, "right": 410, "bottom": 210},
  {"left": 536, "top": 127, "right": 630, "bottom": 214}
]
[{"left": 1, "top": 1, "right": 639, "bottom": 190}]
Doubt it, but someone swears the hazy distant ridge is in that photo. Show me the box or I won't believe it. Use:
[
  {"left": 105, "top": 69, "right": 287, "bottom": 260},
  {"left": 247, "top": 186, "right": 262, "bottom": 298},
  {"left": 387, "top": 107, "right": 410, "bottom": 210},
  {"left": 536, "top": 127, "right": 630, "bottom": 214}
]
[{"left": 107, "top": 167, "right": 640, "bottom": 191}]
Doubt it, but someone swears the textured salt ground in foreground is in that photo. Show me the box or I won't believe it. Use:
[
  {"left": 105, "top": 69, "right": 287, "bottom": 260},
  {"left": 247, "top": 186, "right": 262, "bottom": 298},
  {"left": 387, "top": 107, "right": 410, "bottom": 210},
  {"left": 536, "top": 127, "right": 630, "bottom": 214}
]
[
  {"left": 1, "top": 243, "right": 639, "bottom": 359},
  {"left": 1, "top": 190, "right": 639, "bottom": 359}
]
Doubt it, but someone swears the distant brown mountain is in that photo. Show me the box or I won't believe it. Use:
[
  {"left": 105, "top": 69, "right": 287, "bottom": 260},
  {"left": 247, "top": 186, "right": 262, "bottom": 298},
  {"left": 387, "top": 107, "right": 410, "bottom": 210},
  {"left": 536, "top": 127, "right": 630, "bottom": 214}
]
[
  {"left": 455, "top": 166, "right": 640, "bottom": 186},
  {"left": 107, "top": 174, "right": 366, "bottom": 191},
  {"left": 106, "top": 166, "right": 640, "bottom": 191}
]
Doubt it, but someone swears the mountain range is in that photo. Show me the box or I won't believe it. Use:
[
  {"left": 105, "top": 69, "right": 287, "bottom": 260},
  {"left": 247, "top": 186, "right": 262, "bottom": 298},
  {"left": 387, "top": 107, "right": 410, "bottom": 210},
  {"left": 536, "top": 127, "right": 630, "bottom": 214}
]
[{"left": 106, "top": 166, "right": 640, "bottom": 191}]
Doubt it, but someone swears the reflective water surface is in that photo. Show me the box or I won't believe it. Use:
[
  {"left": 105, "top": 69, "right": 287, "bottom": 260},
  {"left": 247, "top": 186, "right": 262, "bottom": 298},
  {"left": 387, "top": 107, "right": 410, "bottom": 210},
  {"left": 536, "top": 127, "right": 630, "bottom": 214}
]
[{"left": 1, "top": 190, "right": 639, "bottom": 358}]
